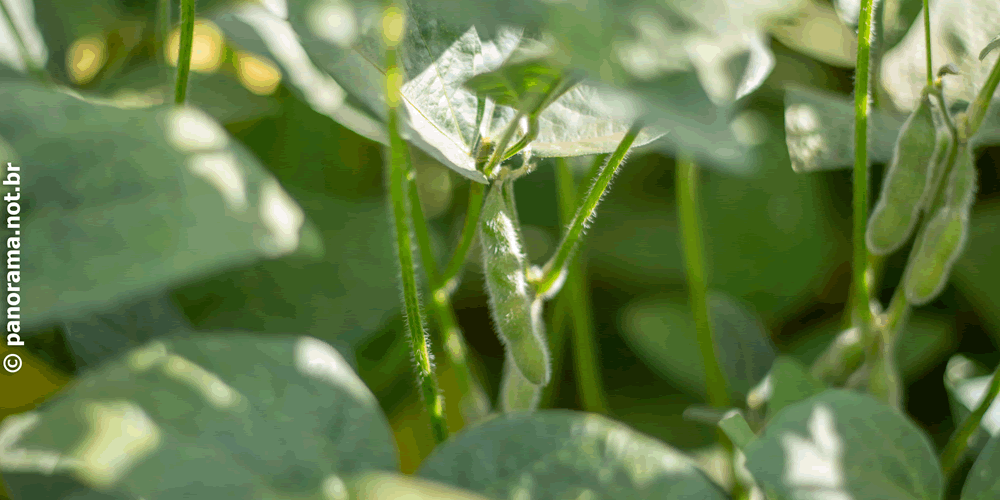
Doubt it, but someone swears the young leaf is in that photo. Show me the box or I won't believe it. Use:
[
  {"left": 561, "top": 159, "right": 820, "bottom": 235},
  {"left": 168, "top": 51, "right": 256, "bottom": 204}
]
[
  {"left": 744, "top": 390, "right": 943, "bottom": 500},
  {"left": 480, "top": 180, "right": 550, "bottom": 386},
  {"left": 866, "top": 92, "right": 940, "bottom": 255},
  {"left": 417, "top": 410, "right": 729, "bottom": 500},
  {"left": 0, "top": 78, "right": 319, "bottom": 330},
  {"left": 0, "top": 334, "right": 397, "bottom": 499},
  {"left": 903, "top": 145, "right": 977, "bottom": 305}
]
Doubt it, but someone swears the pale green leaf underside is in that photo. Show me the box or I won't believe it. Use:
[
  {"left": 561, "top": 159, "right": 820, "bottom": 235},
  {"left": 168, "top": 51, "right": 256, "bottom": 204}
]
[
  {"left": 0, "top": 335, "right": 397, "bottom": 499},
  {"left": 417, "top": 410, "right": 729, "bottom": 499}
]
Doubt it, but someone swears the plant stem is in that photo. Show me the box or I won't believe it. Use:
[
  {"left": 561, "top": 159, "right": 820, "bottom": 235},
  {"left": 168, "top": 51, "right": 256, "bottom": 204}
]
[
  {"left": 536, "top": 125, "right": 640, "bottom": 298},
  {"left": 555, "top": 159, "right": 610, "bottom": 415},
  {"left": 852, "top": 0, "right": 877, "bottom": 353},
  {"left": 173, "top": 0, "right": 195, "bottom": 104},
  {"left": 676, "top": 152, "right": 730, "bottom": 410},
  {"left": 482, "top": 111, "right": 527, "bottom": 179},
  {"left": 940, "top": 364, "right": 1000, "bottom": 480},
  {"left": 923, "top": 0, "right": 933, "bottom": 87},
  {"left": 383, "top": 3, "right": 447, "bottom": 443},
  {"left": 964, "top": 48, "right": 1000, "bottom": 138},
  {"left": 440, "top": 183, "right": 485, "bottom": 293},
  {"left": 407, "top": 177, "right": 490, "bottom": 425}
]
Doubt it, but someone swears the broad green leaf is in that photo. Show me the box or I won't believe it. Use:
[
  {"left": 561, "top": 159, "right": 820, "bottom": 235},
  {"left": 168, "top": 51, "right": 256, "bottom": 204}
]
[
  {"left": 417, "top": 410, "right": 729, "bottom": 499},
  {"left": 764, "top": 356, "right": 826, "bottom": 419},
  {"left": 953, "top": 201, "right": 1000, "bottom": 338},
  {"left": 744, "top": 390, "right": 943, "bottom": 500},
  {"left": 349, "top": 472, "right": 492, "bottom": 500},
  {"left": 0, "top": 79, "right": 320, "bottom": 330},
  {"left": 620, "top": 290, "right": 775, "bottom": 402},
  {"left": 173, "top": 196, "right": 400, "bottom": 353},
  {"left": 61, "top": 295, "right": 190, "bottom": 370},
  {"left": 783, "top": 86, "right": 907, "bottom": 172},
  {"left": 943, "top": 355, "right": 1000, "bottom": 438},
  {"left": 963, "top": 432, "right": 1000, "bottom": 500},
  {"left": 0, "top": 334, "right": 398, "bottom": 499}
]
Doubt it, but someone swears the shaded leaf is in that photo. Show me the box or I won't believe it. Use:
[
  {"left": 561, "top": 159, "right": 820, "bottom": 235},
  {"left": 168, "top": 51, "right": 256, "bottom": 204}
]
[
  {"left": 0, "top": 79, "right": 320, "bottom": 330},
  {"left": 744, "top": 390, "right": 943, "bottom": 500},
  {"left": 0, "top": 334, "right": 397, "bottom": 499},
  {"left": 418, "top": 410, "right": 729, "bottom": 499},
  {"left": 963, "top": 432, "right": 1000, "bottom": 500},
  {"left": 764, "top": 356, "right": 826, "bottom": 420},
  {"left": 953, "top": 201, "right": 1000, "bottom": 337}
]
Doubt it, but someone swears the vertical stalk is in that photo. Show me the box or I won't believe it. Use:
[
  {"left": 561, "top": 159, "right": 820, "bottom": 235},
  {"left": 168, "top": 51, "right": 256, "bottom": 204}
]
[
  {"left": 923, "top": 0, "right": 933, "bottom": 87},
  {"left": 555, "top": 159, "right": 610, "bottom": 415},
  {"left": 536, "top": 126, "right": 640, "bottom": 297},
  {"left": 173, "top": 0, "right": 195, "bottom": 104},
  {"left": 383, "top": 3, "right": 447, "bottom": 443},
  {"left": 439, "top": 183, "right": 486, "bottom": 292},
  {"left": 940, "top": 365, "right": 1000, "bottom": 480},
  {"left": 964, "top": 49, "right": 1000, "bottom": 138},
  {"left": 852, "top": 0, "right": 877, "bottom": 348},
  {"left": 676, "top": 153, "right": 730, "bottom": 410}
]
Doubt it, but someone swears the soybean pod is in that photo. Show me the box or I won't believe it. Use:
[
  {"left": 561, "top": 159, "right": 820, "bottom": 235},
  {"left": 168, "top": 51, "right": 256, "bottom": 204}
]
[
  {"left": 903, "top": 145, "right": 977, "bottom": 305},
  {"left": 499, "top": 299, "right": 546, "bottom": 412},
  {"left": 866, "top": 91, "right": 940, "bottom": 255},
  {"left": 480, "top": 177, "right": 551, "bottom": 386}
]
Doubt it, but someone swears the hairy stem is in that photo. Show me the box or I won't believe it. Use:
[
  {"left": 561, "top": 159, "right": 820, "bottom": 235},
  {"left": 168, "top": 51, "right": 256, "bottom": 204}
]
[
  {"left": 555, "top": 159, "right": 610, "bottom": 415},
  {"left": 940, "top": 365, "right": 1000, "bottom": 480},
  {"left": 964, "top": 48, "right": 1000, "bottom": 138},
  {"left": 173, "top": 0, "right": 195, "bottom": 104},
  {"left": 482, "top": 111, "right": 526, "bottom": 179},
  {"left": 383, "top": 3, "right": 447, "bottom": 443},
  {"left": 852, "top": 0, "right": 877, "bottom": 357},
  {"left": 440, "top": 182, "right": 485, "bottom": 292},
  {"left": 536, "top": 125, "right": 640, "bottom": 297},
  {"left": 923, "top": 0, "right": 933, "bottom": 87}
]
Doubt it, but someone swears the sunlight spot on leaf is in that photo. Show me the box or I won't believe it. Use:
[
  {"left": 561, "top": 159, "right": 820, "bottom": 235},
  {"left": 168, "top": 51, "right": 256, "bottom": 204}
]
[
  {"left": 295, "top": 337, "right": 371, "bottom": 402},
  {"left": 109, "top": 89, "right": 164, "bottom": 109},
  {"left": 785, "top": 103, "right": 827, "bottom": 173},
  {"left": 167, "top": 20, "right": 225, "bottom": 73},
  {"left": 258, "top": 178, "right": 304, "bottom": 256},
  {"left": 70, "top": 400, "right": 161, "bottom": 490},
  {"left": 308, "top": 0, "right": 358, "bottom": 48},
  {"left": 956, "top": 377, "right": 1000, "bottom": 435},
  {"left": 162, "top": 354, "right": 242, "bottom": 410},
  {"left": 166, "top": 106, "right": 230, "bottom": 152},
  {"left": 322, "top": 475, "right": 348, "bottom": 500},
  {"left": 0, "top": 412, "right": 73, "bottom": 474},
  {"left": 747, "top": 373, "right": 773, "bottom": 410},
  {"left": 780, "top": 404, "right": 852, "bottom": 500},
  {"left": 236, "top": 51, "right": 282, "bottom": 95},
  {"left": 188, "top": 151, "right": 249, "bottom": 213},
  {"left": 0, "top": 0, "right": 48, "bottom": 73},
  {"left": 730, "top": 110, "right": 769, "bottom": 146},
  {"left": 67, "top": 35, "right": 107, "bottom": 85},
  {"left": 127, "top": 341, "right": 169, "bottom": 373}
]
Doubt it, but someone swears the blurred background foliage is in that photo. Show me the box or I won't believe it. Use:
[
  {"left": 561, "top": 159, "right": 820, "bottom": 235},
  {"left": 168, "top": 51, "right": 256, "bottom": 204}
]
[{"left": 3, "top": 0, "right": 1000, "bottom": 492}]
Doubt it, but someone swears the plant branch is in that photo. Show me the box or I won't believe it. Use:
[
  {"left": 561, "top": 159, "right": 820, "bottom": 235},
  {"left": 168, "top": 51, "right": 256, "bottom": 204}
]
[
  {"left": 555, "top": 158, "right": 609, "bottom": 415},
  {"left": 676, "top": 152, "right": 730, "bottom": 410},
  {"left": 535, "top": 125, "right": 640, "bottom": 298},
  {"left": 940, "top": 364, "right": 1000, "bottom": 480},
  {"left": 482, "top": 111, "right": 526, "bottom": 179},
  {"left": 923, "top": 0, "right": 933, "bottom": 87},
  {"left": 852, "top": 0, "right": 877, "bottom": 356},
  {"left": 383, "top": 3, "right": 447, "bottom": 443},
  {"left": 964, "top": 49, "right": 1000, "bottom": 139},
  {"left": 440, "top": 182, "right": 485, "bottom": 292},
  {"left": 173, "top": 0, "right": 195, "bottom": 104}
]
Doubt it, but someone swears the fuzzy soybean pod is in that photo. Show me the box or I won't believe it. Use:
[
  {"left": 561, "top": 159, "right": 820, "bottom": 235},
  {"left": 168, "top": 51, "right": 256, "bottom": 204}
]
[
  {"left": 480, "top": 179, "right": 551, "bottom": 386},
  {"left": 499, "top": 299, "right": 546, "bottom": 411},
  {"left": 866, "top": 93, "right": 939, "bottom": 255},
  {"left": 903, "top": 145, "right": 977, "bottom": 305}
]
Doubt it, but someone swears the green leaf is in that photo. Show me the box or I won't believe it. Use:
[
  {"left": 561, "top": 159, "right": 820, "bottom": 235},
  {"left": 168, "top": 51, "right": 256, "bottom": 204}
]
[
  {"left": 0, "top": 79, "right": 320, "bottom": 330},
  {"left": 620, "top": 290, "right": 775, "bottom": 402},
  {"left": 963, "top": 432, "right": 1000, "bottom": 500},
  {"left": 349, "top": 472, "right": 493, "bottom": 500},
  {"left": 0, "top": 334, "right": 398, "bottom": 499},
  {"left": 953, "top": 201, "right": 1000, "bottom": 337},
  {"left": 61, "top": 295, "right": 191, "bottom": 370},
  {"left": 783, "top": 86, "right": 907, "bottom": 172},
  {"left": 718, "top": 410, "right": 756, "bottom": 451},
  {"left": 744, "top": 390, "right": 943, "bottom": 500},
  {"left": 417, "top": 410, "right": 729, "bottom": 499},
  {"left": 764, "top": 356, "right": 827, "bottom": 419},
  {"left": 943, "top": 355, "right": 1000, "bottom": 439}
]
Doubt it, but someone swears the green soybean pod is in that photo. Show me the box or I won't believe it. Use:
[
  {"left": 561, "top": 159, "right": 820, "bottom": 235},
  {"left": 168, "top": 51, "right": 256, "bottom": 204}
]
[
  {"left": 918, "top": 123, "right": 955, "bottom": 214},
  {"left": 866, "top": 93, "right": 938, "bottom": 255},
  {"left": 480, "top": 179, "right": 550, "bottom": 386},
  {"left": 499, "top": 300, "right": 547, "bottom": 411},
  {"left": 903, "top": 146, "right": 977, "bottom": 305}
]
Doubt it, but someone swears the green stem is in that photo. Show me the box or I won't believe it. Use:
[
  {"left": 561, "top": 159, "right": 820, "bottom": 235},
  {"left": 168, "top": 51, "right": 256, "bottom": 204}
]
[
  {"left": 173, "top": 0, "right": 195, "bottom": 104},
  {"left": 555, "top": 159, "right": 609, "bottom": 415},
  {"left": 676, "top": 152, "right": 730, "bottom": 410},
  {"left": 482, "top": 110, "right": 527, "bottom": 179},
  {"left": 440, "top": 182, "right": 485, "bottom": 292},
  {"left": 536, "top": 125, "right": 640, "bottom": 298},
  {"left": 964, "top": 48, "right": 1000, "bottom": 139},
  {"left": 407, "top": 174, "right": 490, "bottom": 425},
  {"left": 383, "top": 4, "right": 447, "bottom": 443},
  {"left": 852, "top": 0, "right": 877, "bottom": 354},
  {"left": 923, "top": 0, "right": 933, "bottom": 87},
  {"left": 940, "top": 364, "right": 1000, "bottom": 480}
]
